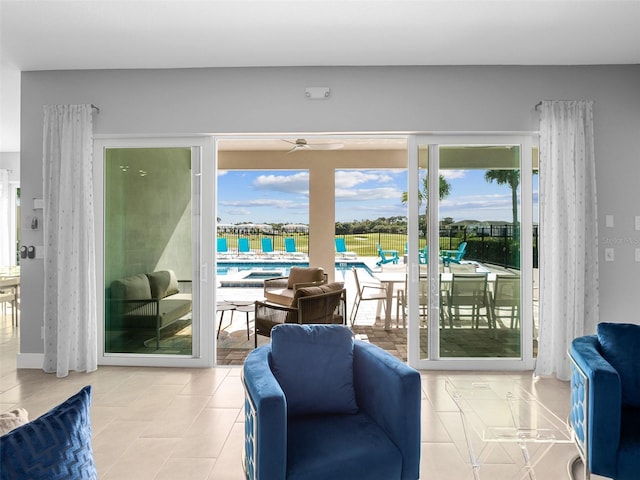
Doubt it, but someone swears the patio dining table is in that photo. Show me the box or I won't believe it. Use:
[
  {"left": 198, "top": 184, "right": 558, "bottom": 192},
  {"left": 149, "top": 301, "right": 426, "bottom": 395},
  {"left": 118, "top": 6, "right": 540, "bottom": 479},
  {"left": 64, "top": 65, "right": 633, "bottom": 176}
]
[{"left": 374, "top": 269, "right": 499, "bottom": 331}]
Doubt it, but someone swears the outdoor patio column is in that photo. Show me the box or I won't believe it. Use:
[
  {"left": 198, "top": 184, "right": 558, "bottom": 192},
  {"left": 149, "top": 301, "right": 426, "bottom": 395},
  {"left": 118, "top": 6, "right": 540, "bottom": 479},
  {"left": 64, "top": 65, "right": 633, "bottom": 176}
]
[{"left": 309, "top": 162, "right": 336, "bottom": 282}]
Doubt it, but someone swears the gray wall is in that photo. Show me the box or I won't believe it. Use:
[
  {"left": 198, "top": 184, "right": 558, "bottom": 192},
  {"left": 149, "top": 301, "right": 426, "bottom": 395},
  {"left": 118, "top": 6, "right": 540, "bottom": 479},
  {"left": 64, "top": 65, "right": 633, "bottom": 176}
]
[{"left": 20, "top": 65, "right": 640, "bottom": 355}]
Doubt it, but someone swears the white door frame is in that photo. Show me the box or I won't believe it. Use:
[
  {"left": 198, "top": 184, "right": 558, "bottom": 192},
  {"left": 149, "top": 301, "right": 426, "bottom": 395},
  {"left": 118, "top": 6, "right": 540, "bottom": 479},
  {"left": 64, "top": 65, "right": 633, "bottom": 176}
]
[
  {"left": 407, "top": 134, "right": 535, "bottom": 371},
  {"left": 94, "top": 136, "right": 215, "bottom": 367}
]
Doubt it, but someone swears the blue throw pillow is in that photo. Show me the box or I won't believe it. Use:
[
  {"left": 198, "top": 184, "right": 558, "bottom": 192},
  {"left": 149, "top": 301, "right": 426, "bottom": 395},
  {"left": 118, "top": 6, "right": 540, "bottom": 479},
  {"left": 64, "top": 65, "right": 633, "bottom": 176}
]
[
  {"left": 597, "top": 322, "right": 640, "bottom": 408},
  {"left": 270, "top": 324, "right": 358, "bottom": 417},
  {"left": 0, "top": 385, "right": 97, "bottom": 480}
]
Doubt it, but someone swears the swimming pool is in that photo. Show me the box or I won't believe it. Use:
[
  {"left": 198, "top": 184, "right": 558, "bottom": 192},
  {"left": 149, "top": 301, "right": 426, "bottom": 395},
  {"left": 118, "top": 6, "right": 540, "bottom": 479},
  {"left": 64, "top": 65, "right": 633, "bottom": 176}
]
[{"left": 217, "top": 261, "right": 373, "bottom": 287}]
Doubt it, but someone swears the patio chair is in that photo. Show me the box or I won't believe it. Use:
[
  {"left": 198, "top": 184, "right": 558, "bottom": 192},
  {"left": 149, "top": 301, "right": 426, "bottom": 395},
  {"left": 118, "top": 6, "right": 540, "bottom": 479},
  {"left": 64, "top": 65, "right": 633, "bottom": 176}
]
[
  {"left": 260, "top": 237, "right": 279, "bottom": 258},
  {"left": 489, "top": 274, "right": 520, "bottom": 328},
  {"left": 349, "top": 267, "right": 387, "bottom": 326},
  {"left": 216, "top": 237, "right": 232, "bottom": 258},
  {"left": 263, "top": 266, "right": 328, "bottom": 306},
  {"left": 440, "top": 241, "right": 467, "bottom": 266},
  {"left": 284, "top": 237, "right": 306, "bottom": 258},
  {"left": 254, "top": 282, "right": 346, "bottom": 347},
  {"left": 238, "top": 237, "right": 256, "bottom": 257},
  {"left": 242, "top": 324, "right": 421, "bottom": 480},
  {"left": 396, "top": 274, "right": 429, "bottom": 329},
  {"left": 418, "top": 245, "right": 428, "bottom": 264},
  {"left": 443, "top": 273, "right": 492, "bottom": 329},
  {"left": 335, "top": 237, "right": 357, "bottom": 259},
  {"left": 375, "top": 243, "right": 399, "bottom": 266}
]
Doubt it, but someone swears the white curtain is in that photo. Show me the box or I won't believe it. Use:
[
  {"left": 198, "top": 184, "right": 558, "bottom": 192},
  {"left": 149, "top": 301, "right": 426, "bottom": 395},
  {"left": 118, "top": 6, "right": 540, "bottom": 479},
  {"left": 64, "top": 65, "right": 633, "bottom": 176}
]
[
  {"left": 0, "top": 169, "right": 9, "bottom": 267},
  {"left": 42, "top": 104, "right": 97, "bottom": 377},
  {"left": 535, "top": 100, "right": 599, "bottom": 380}
]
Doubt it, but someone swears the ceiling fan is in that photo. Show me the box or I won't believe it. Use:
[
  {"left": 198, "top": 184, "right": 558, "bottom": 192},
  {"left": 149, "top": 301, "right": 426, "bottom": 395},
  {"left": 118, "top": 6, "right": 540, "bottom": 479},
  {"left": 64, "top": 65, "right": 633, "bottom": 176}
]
[{"left": 284, "top": 138, "right": 344, "bottom": 154}]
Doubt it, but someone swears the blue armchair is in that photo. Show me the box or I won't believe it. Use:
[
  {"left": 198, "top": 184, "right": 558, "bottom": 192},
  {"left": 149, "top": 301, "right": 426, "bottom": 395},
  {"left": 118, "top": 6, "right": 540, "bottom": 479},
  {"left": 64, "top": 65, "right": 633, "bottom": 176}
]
[
  {"left": 242, "top": 324, "right": 421, "bottom": 480},
  {"left": 569, "top": 323, "right": 640, "bottom": 480}
]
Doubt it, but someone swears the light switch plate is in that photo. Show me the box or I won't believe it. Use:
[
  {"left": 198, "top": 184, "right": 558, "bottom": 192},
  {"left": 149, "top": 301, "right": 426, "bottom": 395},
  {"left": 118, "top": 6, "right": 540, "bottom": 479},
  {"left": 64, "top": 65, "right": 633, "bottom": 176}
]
[
  {"left": 605, "top": 215, "right": 614, "bottom": 228},
  {"left": 605, "top": 248, "right": 615, "bottom": 262},
  {"left": 635, "top": 216, "right": 640, "bottom": 231},
  {"left": 636, "top": 248, "right": 640, "bottom": 262}
]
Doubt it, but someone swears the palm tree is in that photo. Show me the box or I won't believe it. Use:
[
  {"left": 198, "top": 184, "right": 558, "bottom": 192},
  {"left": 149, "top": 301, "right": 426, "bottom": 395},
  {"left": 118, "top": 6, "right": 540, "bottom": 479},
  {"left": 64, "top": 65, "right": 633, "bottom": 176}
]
[
  {"left": 484, "top": 169, "right": 520, "bottom": 242},
  {"left": 402, "top": 174, "right": 451, "bottom": 238}
]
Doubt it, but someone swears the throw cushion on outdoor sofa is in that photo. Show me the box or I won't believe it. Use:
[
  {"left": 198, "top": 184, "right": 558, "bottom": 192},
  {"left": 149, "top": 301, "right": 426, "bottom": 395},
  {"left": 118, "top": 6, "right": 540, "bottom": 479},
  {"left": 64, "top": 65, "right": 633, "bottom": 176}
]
[
  {"left": 0, "top": 386, "right": 97, "bottom": 479},
  {"left": 286, "top": 266, "right": 325, "bottom": 289},
  {"left": 147, "top": 270, "right": 179, "bottom": 299},
  {"left": 597, "top": 322, "right": 640, "bottom": 408},
  {"left": 270, "top": 324, "right": 358, "bottom": 417}
]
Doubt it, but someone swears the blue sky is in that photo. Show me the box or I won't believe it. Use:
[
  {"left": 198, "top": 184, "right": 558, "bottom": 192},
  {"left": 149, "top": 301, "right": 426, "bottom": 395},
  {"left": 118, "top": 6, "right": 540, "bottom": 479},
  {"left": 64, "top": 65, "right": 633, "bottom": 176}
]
[{"left": 217, "top": 169, "right": 539, "bottom": 225}]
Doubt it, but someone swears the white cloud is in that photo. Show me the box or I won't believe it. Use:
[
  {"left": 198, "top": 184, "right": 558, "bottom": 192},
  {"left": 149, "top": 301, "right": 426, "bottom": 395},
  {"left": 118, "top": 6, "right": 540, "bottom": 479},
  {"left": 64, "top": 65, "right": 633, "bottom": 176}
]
[
  {"left": 336, "top": 186, "right": 403, "bottom": 201},
  {"left": 335, "top": 170, "right": 396, "bottom": 188},
  {"left": 253, "top": 172, "right": 309, "bottom": 194}
]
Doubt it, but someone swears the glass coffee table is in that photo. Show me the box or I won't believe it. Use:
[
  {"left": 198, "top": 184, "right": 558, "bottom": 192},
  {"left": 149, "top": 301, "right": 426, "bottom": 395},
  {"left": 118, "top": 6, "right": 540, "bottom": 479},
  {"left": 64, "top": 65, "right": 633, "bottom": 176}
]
[{"left": 445, "top": 379, "right": 574, "bottom": 480}]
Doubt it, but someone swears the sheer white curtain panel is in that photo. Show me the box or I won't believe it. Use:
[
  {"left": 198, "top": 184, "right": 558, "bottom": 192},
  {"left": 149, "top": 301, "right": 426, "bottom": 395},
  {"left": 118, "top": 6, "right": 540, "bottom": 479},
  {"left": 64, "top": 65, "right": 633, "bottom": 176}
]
[
  {"left": 0, "top": 170, "right": 9, "bottom": 267},
  {"left": 535, "top": 100, "right": 599, "bottom": 380},
  {"left": 42, "top": 104, "right": 97, "bottom": 377}
]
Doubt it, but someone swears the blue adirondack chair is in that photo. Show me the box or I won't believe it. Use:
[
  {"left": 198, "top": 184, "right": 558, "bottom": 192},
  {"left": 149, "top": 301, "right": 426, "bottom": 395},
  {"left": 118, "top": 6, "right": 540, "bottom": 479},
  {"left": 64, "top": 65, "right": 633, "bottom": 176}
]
[
  {"left": 419, "top": 246, "right": 428, "bottom": 264},
  {"left": 440, "top": 241, "right": 467, "bottom": 266},
  {"left": 376, "top": 243, "right": 399, "bottom": 266}
]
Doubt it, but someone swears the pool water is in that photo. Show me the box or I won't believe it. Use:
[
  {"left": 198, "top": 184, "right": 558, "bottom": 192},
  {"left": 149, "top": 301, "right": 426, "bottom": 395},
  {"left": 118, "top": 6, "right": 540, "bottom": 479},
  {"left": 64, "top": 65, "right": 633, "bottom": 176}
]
[{"left": 216, "top": 261, "right": 372, "bottom": 286}]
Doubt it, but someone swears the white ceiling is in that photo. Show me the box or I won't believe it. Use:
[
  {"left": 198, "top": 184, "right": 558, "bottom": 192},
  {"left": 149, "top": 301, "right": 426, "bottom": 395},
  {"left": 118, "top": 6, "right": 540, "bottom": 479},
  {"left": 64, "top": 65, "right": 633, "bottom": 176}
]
[{"left": 2, "top": 0, "right": 639, "bottom": 151}]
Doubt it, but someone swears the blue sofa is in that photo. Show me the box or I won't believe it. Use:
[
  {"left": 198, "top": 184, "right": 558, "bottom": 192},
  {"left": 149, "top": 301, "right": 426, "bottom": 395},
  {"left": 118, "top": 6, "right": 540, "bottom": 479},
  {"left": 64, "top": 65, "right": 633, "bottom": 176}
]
[
  {"left": 242, "top": 324, "right": 421, "bottom": 480},
  {"left": 569, "top": 323, "right": 640, "bottom": 480}
]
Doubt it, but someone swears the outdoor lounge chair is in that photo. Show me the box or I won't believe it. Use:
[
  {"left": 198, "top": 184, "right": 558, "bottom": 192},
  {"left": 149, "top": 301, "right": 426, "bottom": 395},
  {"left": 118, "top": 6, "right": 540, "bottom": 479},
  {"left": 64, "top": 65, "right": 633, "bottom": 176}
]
[
  {"left": 418, "top": 245, "right": 428, "bottom": 264},
  {"left": 216, "top": 237, "right": 232, "bottom": 258},
  {"left": 335, "top": 237, "right": 357, "bottom": 259},
  {"left": 440, "top": 241, "right": 467, "bottom": 266},
  {"left": 376, "top": 243, "right": 399, "bottom": 266},
  {"left": 260, "top": 237, "right": 279, "bottom": 258},
  {"left": 238, "top": 237, "right": 256, "bottom": 257},
  {"left": 242, "top": 324, "right": 421, "bottom": 480},
  {"left": 254, "top": 282, "right": 346, "bottom": 347},
  {"left": 284, "top": 237, "right": 305, "bottom": 258}
]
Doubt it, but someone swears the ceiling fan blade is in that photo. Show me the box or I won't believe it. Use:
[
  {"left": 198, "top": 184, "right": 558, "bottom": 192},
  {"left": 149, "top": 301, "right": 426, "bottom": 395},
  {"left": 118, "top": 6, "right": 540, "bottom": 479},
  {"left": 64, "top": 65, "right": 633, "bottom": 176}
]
[{"left": 309, "top": 143, "right": 344, "bottom": 150}]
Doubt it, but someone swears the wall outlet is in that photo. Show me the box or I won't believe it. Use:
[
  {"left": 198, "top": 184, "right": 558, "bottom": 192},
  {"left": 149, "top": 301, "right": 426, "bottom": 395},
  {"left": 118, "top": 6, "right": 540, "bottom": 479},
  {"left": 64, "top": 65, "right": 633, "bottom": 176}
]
[
  {"left": 605, "top": 247, "right": 615, "bottom": 262},
  {"left": 605, "top": 214, "right": 614, "bottom": 228}
]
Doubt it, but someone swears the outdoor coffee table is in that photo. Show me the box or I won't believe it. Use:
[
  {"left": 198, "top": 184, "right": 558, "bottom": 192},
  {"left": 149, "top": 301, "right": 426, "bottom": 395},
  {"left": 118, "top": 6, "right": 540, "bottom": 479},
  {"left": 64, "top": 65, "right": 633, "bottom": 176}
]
[
  {"left": 216, "top": 302, "right": 236, "bottom": 339},
  {"left": 445, "top": 379, "right": 574, "bottom": 480},
  {"left": 234, "top": 304, "right": 254, "bottom": 340}
]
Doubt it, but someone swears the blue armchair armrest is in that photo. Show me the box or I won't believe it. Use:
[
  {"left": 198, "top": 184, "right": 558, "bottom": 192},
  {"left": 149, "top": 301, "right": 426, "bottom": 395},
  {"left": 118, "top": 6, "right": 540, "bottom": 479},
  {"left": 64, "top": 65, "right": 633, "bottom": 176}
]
[
  {"left": 353, "top": 340, "right": 421, "bottom": 480},
  {"left": 242, "top": 345, "right": 287, "bottom": 480},
  {"left": 570, "top": 335, "right": 622, "bottom": 479}
]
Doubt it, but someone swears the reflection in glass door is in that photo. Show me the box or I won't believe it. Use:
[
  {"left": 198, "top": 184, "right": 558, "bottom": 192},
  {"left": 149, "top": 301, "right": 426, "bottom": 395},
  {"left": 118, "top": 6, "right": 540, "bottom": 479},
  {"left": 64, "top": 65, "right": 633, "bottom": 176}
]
[
  {"left": 410, "top": 136, "right": 534, "bottom": 370},
  {"left": 103, "top": 147, "right": 195, "bottom": 357}
]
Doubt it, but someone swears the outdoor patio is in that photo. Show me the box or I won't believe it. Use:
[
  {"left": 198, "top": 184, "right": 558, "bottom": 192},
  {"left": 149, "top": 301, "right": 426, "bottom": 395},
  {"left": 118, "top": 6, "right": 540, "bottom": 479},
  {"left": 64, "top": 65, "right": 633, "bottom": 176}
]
[{"left": 214, "top": 257, "right": 537, "bottom": 366}]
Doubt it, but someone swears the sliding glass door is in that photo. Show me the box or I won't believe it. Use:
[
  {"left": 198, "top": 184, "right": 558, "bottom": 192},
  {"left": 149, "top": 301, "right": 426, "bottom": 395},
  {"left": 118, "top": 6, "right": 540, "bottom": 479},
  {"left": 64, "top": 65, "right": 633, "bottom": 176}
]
[
  {"left": 95, "top": 137, "right": 214, "bottom": 367},
  {"left": 407, "top": 135, "right": 535, "bottom": 370}
]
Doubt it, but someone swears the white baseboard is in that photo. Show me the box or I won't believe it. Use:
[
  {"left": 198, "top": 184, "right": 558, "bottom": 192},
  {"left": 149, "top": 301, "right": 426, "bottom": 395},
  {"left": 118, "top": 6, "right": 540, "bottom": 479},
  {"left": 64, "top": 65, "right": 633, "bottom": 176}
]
[{"left": 16, "top": 353, "right": 44, "bottom": 369}]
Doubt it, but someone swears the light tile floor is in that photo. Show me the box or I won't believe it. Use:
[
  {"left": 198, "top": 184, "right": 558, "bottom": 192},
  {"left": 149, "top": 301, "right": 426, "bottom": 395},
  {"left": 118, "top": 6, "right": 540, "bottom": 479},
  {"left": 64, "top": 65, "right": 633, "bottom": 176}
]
[{"left": 1, "top": 309, "right": 603, "bottom": 480}]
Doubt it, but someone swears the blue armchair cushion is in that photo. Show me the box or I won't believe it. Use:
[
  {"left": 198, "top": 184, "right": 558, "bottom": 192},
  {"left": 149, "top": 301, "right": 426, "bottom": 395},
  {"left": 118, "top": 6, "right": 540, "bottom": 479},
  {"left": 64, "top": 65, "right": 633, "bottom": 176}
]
[
  {"left": 0, "top": 386, "right": 97, "bottom": 480},
  {"left": 270, "top": 324, "right": 358, "bottom": 417},
  {"left": 597, "top": 322, "right": 640, "bottom": 407}
]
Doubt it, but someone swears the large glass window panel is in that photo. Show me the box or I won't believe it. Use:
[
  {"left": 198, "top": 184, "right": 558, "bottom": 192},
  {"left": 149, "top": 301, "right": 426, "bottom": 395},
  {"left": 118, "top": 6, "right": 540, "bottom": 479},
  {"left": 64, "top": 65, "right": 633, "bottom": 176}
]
[
  {"left": 438, "top": 145, "right": 522, "bottom": 358},
  {"left": 104, "top": 148, "right": 193, "bottom": 356}
]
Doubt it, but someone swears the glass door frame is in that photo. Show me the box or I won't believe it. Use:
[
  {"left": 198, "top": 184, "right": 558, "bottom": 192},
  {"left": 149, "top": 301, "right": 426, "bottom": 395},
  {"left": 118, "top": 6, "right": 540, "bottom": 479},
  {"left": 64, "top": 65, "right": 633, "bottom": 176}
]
[
  {"left": 407, "top": 134, "right": 535, "bottom": 371},
  {"left": 94, "top": 136, "right": 215, "bottom": 367}
]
